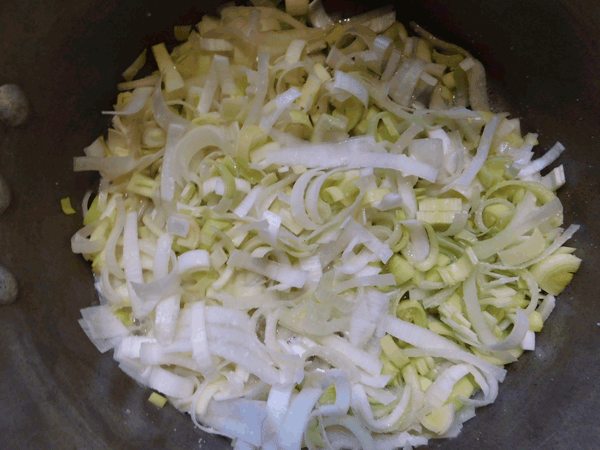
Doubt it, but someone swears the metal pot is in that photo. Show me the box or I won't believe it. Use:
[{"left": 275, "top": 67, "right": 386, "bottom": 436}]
[{"left": 1, "top": 0, "right": 598, "bottom": 448}]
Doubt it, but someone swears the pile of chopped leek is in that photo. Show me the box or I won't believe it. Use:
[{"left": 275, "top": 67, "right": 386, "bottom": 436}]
[{"left": 72, "top": 2, "right": 581, "bottom": 449}]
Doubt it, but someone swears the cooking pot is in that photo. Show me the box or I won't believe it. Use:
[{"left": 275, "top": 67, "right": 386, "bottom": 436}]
[{"left": 1, "top": 0, "right": 598, "bottom": 448}]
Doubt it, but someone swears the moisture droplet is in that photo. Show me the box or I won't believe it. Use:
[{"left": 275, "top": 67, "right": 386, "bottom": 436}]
[
  {"left": 0, "top": 265, "right": 18, "bottom": 305},
  {"left": 0, "top": 84, "right": 29, "bottom": 127}
]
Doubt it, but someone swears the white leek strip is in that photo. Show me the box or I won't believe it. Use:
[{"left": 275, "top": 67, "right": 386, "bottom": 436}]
[
  {"left": 481, "top": 309, "right": 530, "bottom": 352},
  {"left": 234, "top": 185, "right": 264, "bottom": 218},
  {"left": 179, "top": 250, "right": 211, "bottom": 275},
  {"left": 391, "top": 122, "right": 424, "bottom": 155},
  {"left": 462, "top": 270, "right": 497, "bottom": 346},
  {"left": 389, "top": 59, "right": 424, "bottom": 106},
  {"left": 332, "top": 274, "right": 396, "bottom": 293},
  {"left": 266, "top": 388, "right": 323, "bottom": 450},
  {"left": 351, "top": 383, "right": 412, "bottom": 432},
  {"left": 373, "top": 432, "right": 428, "bottom": 450},
  {"left": 346, "top": 220, "right": 394, "bottom": 263},
  {"left": 308, "top": 0, "right": 334, "bottom": 29},
  {"left": 541, "top": 165, "right": 565, "bottom": 191},
  {"left": 152, "top": 81, "right": 190, "bottom": 131},
  {"left": 154, "top": 294, "right": 180, "bottom": 345},
  {"left": 323, "top": 416, "right": 376, "bottom": 449},
  {"left": 71, "top": 222, "right": 106, "bottom": 254},
  {"left": 363, "top": 385, "right": 397, "bottom": 406},
  {"left": 467, "top": 60, "right": 489, "bottom": 111},
  {"left": 197, "top": 57, "right": 219, "bottom": 114},
  {"left": 374, "top": 193, "right": 403, "bottom": 211},
  {"left": 114, "top": 336, "right": 155, "bottom": 361},
  {"left": 212, "top": 291, "right": 282, "bottom": 310},
  {"left": 267, "top": 385, "right": 294, "bottom": 432},
  {"left": 453, "top": 115, "right": 500, "bottom": 187},
  {"left": 228, "top": 250, "right": 309, "bottom": 288},
  {"left": 103, "top": 200, "right": 126, "bottom": 279},
  {"left": 153, "top": 233, "right": 173, "bottom": 279},
  {"left": 424, "top": 364, "right": 473, "bottom": 407},
  {"left": 521, "top": 330, "right": 536, "bottom": 351},
  {"left": 243, "top": 52, "right": 270, "bottom": 128},
  {"left": 214, "top": 54, "right": 237, "bottom": 96},
  {"left": 130, "top": 262, "right": 180, "bottom": 315},
  {"left": 264, "top": 139, "right": 439, "bottom": 182},
  {"left": 260, "top": 87, "right": 302, "bottom": 134},
  {"left": 203, "top": 177, "right": 252, "bottom": 195},
  {"left": 290, "top": 168, "right": 323, "bottom": 230},
  {"left": 334, "top": 71, "right": 368, "bottom": 106},
  {"left": 148, "top": 366, "right": 195, "bottom": 399},
  {"left": 497, "top": 228, "right": 545, "bottom": 266},
  {"left": 80, "top": 305, "right": 129, "bottom": 339},
  {"left": 167, "top": 214, "right": 191, "bottom": 237},
  {"left": 304, "top": 171, "right": 333, "bottom": 225},
  {"left": 321, "top": 335, "right": 382, "bottom": 376},
  {"left": 102, "top": 87, "right": 153, "bottom": 115},
  {"left": 518, "top": 142, "right": 565, "bottom": 178},
  {"left": 401, "top": 220, "right": 430, "bottom": 263},
  {"left": 161, "top": 123, "right": 186, "bottom": 202},
  {"left": 473, "top": 197, "right": 563, "bottom": 260},
  {"left": 73, "top": 151, "right": 164, "bottom": 180},
  {"left": 123, "top": 211, "right": 144, "bottom": 317},
  {"left": 537, "top": 294, "right": 556, "bottom": 321},
  {"left": 200, "top": 399, "right": 268, "bottom": 447},
  {"left": 439, "top": 211, "right": 468, "bottom": 237},
  {"left": 206, "top": 306, "right": 253, "bottom": 330},
  {"left": 207, "top": 341, "right": 281, "bottom": 386},
  {"left": 191, "top": 301, "right": 216, "bottom": 376},
  {"left": 384, "top": 316, "right": 504, "bottom": 380}
]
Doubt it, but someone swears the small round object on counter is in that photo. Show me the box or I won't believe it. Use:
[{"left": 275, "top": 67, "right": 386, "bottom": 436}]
[
  {"left": 0, "top": 265, "right": 18, "bottom": 305},
  {"left": 0, "top": 84, "right": 30, "bottom": 127}
]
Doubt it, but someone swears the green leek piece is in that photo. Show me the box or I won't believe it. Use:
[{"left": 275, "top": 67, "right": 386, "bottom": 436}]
[
  {"left": 417, "top": 211, "right": 457, "bottom": 226},
  {"left": 380, "top": 354, "right": 401, "bottom": 380},
  {"left": 379, "top": 334, "right": 410, "bottom": 368},
  {"left": 401, "top": 363, "right": 421, "bottom": 392},
  {"left": 126, "top": 172, "right": 156, "bottom": 198},
  {"left": 482, "top": 203, "right": 512, "bottom": 229},
  {"left": 420, "top": 404, "right": 455, "bottom": 434},
  {"left": 442, "top": 71, "right": 456, "bottom": 88},
  {"left": 386, "top": 254, "right": 414, "bottom": 285},
  {"left": 529, "top": 310, "right": 544, "bottom": 332},
  {"left": 61, "top": 197, "right": 76, "bottom": 215},
  {"left": 121, "top": 50, "right": 147, "bottom": 81},
  {"left": 438, "top": 251, "right": 475, "bottom": 286},
  {"left": 113, "top": 307, "right": 133, "bottom": 326},
  {"left": 318, "top": 383, "right": 337, "bottom": 405},
  {"left": 396, "top": 300, "right": 428, "bottom": 328},
  {"left": 498, "top": 228, "right": 546, "bottom": 266},
  {"left": 529, "top": 253, "right": 582, "bottom": 295},
  {"left": 418, "top": 198, "right": 462, "bottom": 212},
  {"left": 415, "top": 39, "right": 432, "bottom": 63},
  {"left": 433, "top": 50, "right": 464, "bottom": 69},
  {"left": 174, "top": 25, "right": 192, "bottom": 41},
  {"left": 148, "top": 392, "right": 168, "bottom": 408},
  {"left": 362, "top": 188, "right": 391, "bottom": 206},
  {"left": 177, "top": 217, "right": 201, "bottom": 250},
  {"left": 285, "top": 110, "right": 314, "bottom": 140},
  {"left": 447, "top": 376, "right": 476, "bottom": 408},
  {"left": 151, "top": 43, "right": 185, "bottom": 97},
  {"left": 419, "top": 376, "right": 432, "bottom": 392},
  {"left": 478, "top": 157, "right": 510, "bottom": 188}
]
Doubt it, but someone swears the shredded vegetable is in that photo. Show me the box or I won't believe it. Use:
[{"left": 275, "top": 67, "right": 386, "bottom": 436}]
[{"left": 72, "top": 4, "right": 581, "bottom": 450}]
